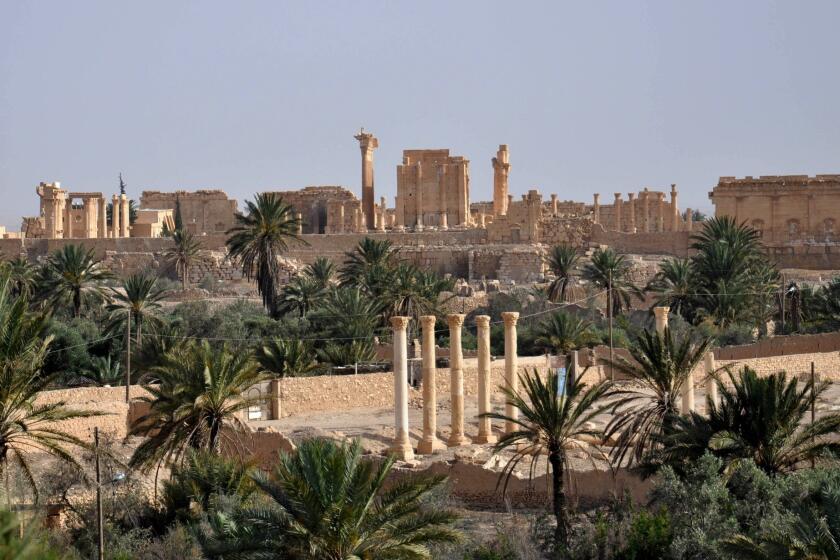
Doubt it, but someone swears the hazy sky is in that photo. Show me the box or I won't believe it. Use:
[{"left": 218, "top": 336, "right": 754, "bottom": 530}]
[{"left": 2, "top": 1, "right": 839, "bottom": 229}]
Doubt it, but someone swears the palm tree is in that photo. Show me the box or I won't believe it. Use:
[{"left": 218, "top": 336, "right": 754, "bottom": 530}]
[
  {"left": 545, "top": 244, "right": 580, "bottom": 303},
  {"left": 380, "top": 263, "right": 450, "bottom": 324},
  {"left": 604, "top": 327, "right": 713, "bottom": 467},
  {"left": 646, "top": 257, "right": 697, "bottom": 319},
  {"left": 304, "top": 256, "right": 336, "bottom": 289},
  {"left": 0, "top": 257, "right": 37, "bottom": 300},
  {"left": 106, "top": 273, "right": 167, "bottom": 344},
  {"left": 312, "top": 286, "right": 382, "bottom": 340},
  {"left": 277, "top": 274, "right": 325, "bottom": 317},
  {"left": 658, "top": 367, "right": 840, "bottom": 476},
  {"left": 482, "top": 368, "right": 612, "bottom": 547},
  {"left": 256, "top": 339, "right": 317, "bottom": 378},
  {"left": 163, "top": 229, "right": 208, "bottom": 290},
  {"left": 533, "top": 311, "right": 597, "bottom": 355},
  {"left": 317, "top": 340, "right": 376, "bottom": 368},
  {"left": 226, "top": 193, "right": 303, "bottom": 318},
  {"left": 129, "top": 340, "right": 269, "bottom": 472},
  {"left": 339, "top": 237, "right": 399, "bottom": 295},
  {"left": 197, "top": 438, "right": 461, "bottom": 559},
  {"left": 42, "top": 244, "right": 112, "bottom": 317},
  {"left": 582, "top": 247, "right": 642, "bottom": 316},
  {"left": 81, "top": 355, "right": 123, "bottom": 386},
  {"left": 0, "top": 273, "right": 102, "bottom": 499}
]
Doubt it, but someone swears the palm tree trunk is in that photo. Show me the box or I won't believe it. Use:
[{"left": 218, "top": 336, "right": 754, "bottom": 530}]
[
  {"left": 136, "top": 317, "right": 142, "bottom": 346},
  {"left": 548, "top": 448, "right": 568, "bottom": 547},
  {"left": 74, "top": 287, "right": 82, "bottom": 318}
]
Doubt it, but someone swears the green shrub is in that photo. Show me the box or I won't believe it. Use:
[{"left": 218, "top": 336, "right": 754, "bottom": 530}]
[{"left": 615, "top": 509, "right": 672, "bottom": 560}]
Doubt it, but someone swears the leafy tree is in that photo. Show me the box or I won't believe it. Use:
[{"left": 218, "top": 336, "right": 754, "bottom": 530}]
[
  {"left": 482, "top": 368, "right": 612, "bottom": 548},
  {"left": 0, "top": 273, "right": 101, "bottom": 498},
  {"left": 42, "top": 244, "right": 112, "bottom": 317},
  {"left": 532, "top": 311, "right": 596, "bottom": 355},
  {"left": 226, "top": 193, "right": 303, "bottom": 317},
  {"left": 545, "top": 244, "right": 580, "bottom": 303},
  {"left": 106, "top": 273, "right": 167, "bottom": 344},
  {"left": 197, "top": 438, "right": 461, "bottom": 559},
  {"left": 657, "top": 367, "right": 840, "bottom": 475},
  {"left": 0, "top": 509, "right": 68, "bottom": 559},
  {"left": 129, "top": 341, "right": 269, "bottom": 471},
  {"left": 164, "top": 229, "right": 208, "bottom": 290},
  {"left": 604, "top": 327, "right": 713, "bottom": 468},
  {"left": 582, "top": 247, "right": 642, "bottom": 316}
]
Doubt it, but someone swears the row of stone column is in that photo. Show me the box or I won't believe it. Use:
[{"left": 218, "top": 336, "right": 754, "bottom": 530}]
[{"left": 390, "top": 311, "right": 520, "bottom": 461}]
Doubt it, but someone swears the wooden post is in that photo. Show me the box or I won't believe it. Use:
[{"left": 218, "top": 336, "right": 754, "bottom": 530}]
[
  {"left": 125, "top": 310, "right": 131, "bottom": 403},
  {"left": 95, "top": 427, "right": 104, "bottom": 560}
]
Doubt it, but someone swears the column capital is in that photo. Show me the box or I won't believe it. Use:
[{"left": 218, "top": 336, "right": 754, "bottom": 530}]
[
  {"left": 390, "top": 316, "right": 410, "bottom": 330},
  {"left": 653, "top": 306, "right": 670, "bottom": 319},
  {"left": 628, "top": 192, "right": 636, "bottom": 200},
  {"left": 614, "top": 192, "right": 622, "bottom": 200},
  {"left": 447, "top": 314, "right": 465, "bottom": 327},
  {"left": 501, "top": 311, "right": 519, "bottom": 326},
  {"left": 420, "top": 315, "right": 436, "bottom": 328},
  {"left": 474, "top": 315, "right": 490, "bottom": 328}
]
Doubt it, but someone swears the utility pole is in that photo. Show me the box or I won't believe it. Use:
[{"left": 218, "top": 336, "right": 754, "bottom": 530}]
[
  {"left": 125, "top": 309, "right": 131, "bottom": 403},
  {"left": 608, "top": 269, "right": 614, "bottom": 382},
  {"left": 781, "top": 272, "right": 786, "bottom": 331},
  {"left": 94, "top": 427, "right": 104, "bottom": 560},
  {"left": 811, "top": 361, "right": 816, "bottom": 468}
]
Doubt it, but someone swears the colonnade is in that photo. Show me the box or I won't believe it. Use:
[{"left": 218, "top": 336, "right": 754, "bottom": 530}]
[{"left": 389, "top": 312, "right": 516, "bottom": 460}]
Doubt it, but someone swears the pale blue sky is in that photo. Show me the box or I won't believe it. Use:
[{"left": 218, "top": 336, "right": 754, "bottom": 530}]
[{"left": 2, "top": 1, "right": 839, "bottom": 228}]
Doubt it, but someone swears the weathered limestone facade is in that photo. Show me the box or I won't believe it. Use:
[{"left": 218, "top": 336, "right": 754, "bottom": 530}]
[
  {"left": 710, "top": 175, "right": 840, "bottom": 243},
  {"left": 22, "top": 182, "right": 132, "bottom": 240},
  {"left": 396, "top": 149, "right": 470, "bottom": 230},
  {"left": 268, "top": 186, "right": 360, "bottom": 234},
  {"left": 140, "top": 190, "right": 238, "bottom": 236}
]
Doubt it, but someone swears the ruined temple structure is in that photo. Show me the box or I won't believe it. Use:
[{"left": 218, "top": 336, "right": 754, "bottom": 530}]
[
  {"left": 586, "top": 185, "right": 687, "bottom": 234},
  {"left": 139, "top": 190, "right": 237, "bottom": 236},
  {"left": 22, "top": 182, "right": 133, "bottom": 239},
  {"left": 269, "top": 186, "right": 364, "bottom": 234},
  {"left": 710, "top": 175, "right": 840, "bottom": 243},
  {"left": 396, "top": 149, "right": 471, "bottom": 230}
]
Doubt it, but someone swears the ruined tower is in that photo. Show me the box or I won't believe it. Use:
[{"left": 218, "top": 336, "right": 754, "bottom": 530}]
[
  {"left": 492, "top": 145, "right": 510, "bottom": 216},
  {"left": 354, "top": 129, "right": 379, "bottom": 230}
]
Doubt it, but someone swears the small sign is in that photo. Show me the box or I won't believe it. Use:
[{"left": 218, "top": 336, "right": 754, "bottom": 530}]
[{"left": 556, "top": 367, "right": 567, "bottom": 397}]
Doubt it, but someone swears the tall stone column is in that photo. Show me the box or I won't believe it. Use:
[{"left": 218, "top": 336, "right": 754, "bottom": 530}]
[
  {"left": 447, "top": 314, "right": 469, "bottom": 446},
  {"left": 502, "top": 312, "right": 519, "bottom": 434},
  {"left": 295, "top": 213, "right": 303, "bottom": 235},
  {"left": 98, "top": 197, "right": 106, "bottom": 238},
  {"left": 654, "top": 306, "right": 670, "bottom": 335},
  {"left": 120, "top": 194, "right": 130, "bottom": 237},
  {"left": 614, "top": 193, "right": 622, "bottom": 232},
  {"left": 337, "top": 204, "right": 345, "bottom": 234},
  {"left": 378, "top": 196, "right": 387, "bottom": 232},
  {"left": 415, "top": 162, "right": 424, "bottom": 231},
  {"left": 686, "top": 208, "right": 694, "bottom": 232},
  {"left": 417, "top": 316, "right": 445, "bottom": 454},
  {"left": 593, "top": 193, "right": 601, "bottom": 224},
  {"left": 492, "top": 145, "right": 510, "bottom": 216},
  {"left": 64, "top": 198, "right": 73, "bottom": 239},
  {"left": 551, "top": 194, "right": 558, "bottom": 216},
  {"left": 643, "top": 190, "right": 651, "bottom": 233},
  {"left": 656, "top": 193, "right": 665, "bottom": 232},
  {"left": 474, "top": 315, "right": 497, "bottom": 444},
  {"left": 354, "top": 129, "right": 379, "bottom": 230},
  {"left": 353, "top": 207, "right": 361, "bottom": 233},
  {"left": 670, "top": 184, "right": 679, "bottom": 232},
  {"left": 704, "top": 352, "right": 719, "bottom": 410},
  {"left": 627, "top": 193, "right": 636, "bottom": 232},
  {"left": 390, "top": 316, "right": 414, "bottom": 461},
  {"left": 112, "top": 194, "right": 120, "bottom": 238}
]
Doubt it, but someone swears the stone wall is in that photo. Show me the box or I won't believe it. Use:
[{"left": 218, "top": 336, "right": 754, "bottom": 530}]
[
  {"left": 139, "top": 190, "right": 238, "bottom": 236},
  {"left": 590, "top": 226, "right": 692, "bottom": 256}
]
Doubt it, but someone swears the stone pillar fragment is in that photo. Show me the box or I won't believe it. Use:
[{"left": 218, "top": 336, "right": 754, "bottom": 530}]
[
  {"left": 390, "top": 316, "right": 414, "bottom": 461},
  {"left": 354, "top": 129, "right": 379, "bottom": 230},
  {"left": 593, "top": 193, "right": 600, "bottom": 224},
  {"left": 670, "top": 184, "right": 679, "bottom": 232},
  {"left": 686, "top": 208, "right": 694, "bottom": 232},
  {"left": 614, "top": 193, "right": 622, "bottom": 232},
  {"left": 627, "top": 193, "right": 636, "bottom": 232},
  {"left": 447, "top": 314, "right": 469, "bottom": 446},
  {"left": 417, "top": 316, "right": 445, "bottom": 454},
  {"left": 295, "top": 213, "right": 303, "bottom": 235},
  {"left": 112, "top": 194, "right": 120, "bottom": 238},
  {"left": 643, "top": 190, "right": 651, "bottom": 233},
  {"left": 120, "top": 194, "right": 129, "bottom": 237},
  {"left": 64, "top": 198, "right": 73, "bottom": 239},
  {"left": 337, "top": 204, "right": 345, "bottom": 234},
  {"left": 551, "top": 194, "right": 558, "bottom": 216},
  {"left": 502, "top": 312, "right": 519, "bottom": 434},
  {"left": 704, "top": 352, "right": 719, "bottom": 410},
  {"left": 654, "top": 306, "right": 670, "bottom": 335},
  {"left": 474, "top": 315, "right": 496, "bottom": 444},
  {"left": 656, "top": 193, "right": 665, "bottom": 232},
  {"left": 98, "top": 197, "right": 106, "bottom": 238}
]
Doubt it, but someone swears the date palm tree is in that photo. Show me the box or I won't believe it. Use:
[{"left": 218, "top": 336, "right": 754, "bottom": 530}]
[
  {"left": 226, "top": 193, "right": 302, "bottom": 318},
  {"left": 197, "top": 438, "right": 461, "bottom": 559},
  {"left": 256, "top": 339, "right": 317, "bottom": 378},
  {"left": 129, "top": 340, "right": 269, "bottom": 472},
  {"left": 277, "top": 274, "right": 325, "bottom": 317},
  {"left": 0, "top": 273, "right": 101, "bottom": 499},
  {"left": 604, "top": 327, "right": 713, "bottom": 468},
  {"left": 42, "top": 244, "right": 112, "bottom": 317},
  {"left": 582, "top": 247, "right": 642, "bottom": 316},
  {"left": 0, "top": 257, "right": 37, "bottom": 300},
  {"left": 656, "top": 367, "right": 840, "bottom": 476},
  {"left": 533, "top": 311, "right": 597, "bottom": 355},
  {"left": 646, "top": 257, "right": 697, "bottom": 319},
  {"left": 303, "top": 256, "right": 336, "bottom": 290},
  {"left": 106, "top": 273, "right": 167, "bottom": 344},
  {"left": 482, "top": 368, "right": 612, "bottom": 548},
  {"left": 163, "top": 229, "right": 208, "bottom": 290},
  {"left": 545, "top": 244, "right": 580, "bottom": 303},
  {"left": 339, "top": 237, "right": 400, "bottom": 296}
]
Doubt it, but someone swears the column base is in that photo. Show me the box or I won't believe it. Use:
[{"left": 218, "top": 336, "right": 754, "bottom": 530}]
[
  {"left": 389, "top": 440, "right": 415, "bottom": 462},
  {"left": 473, "top": 432, "right": 498, "bottom": 445},
  {"left": 447, "top": 434, "right": 470, "bottom": 447},
  {"left": 417, "top": 436, "right": 446, "bottom": 455}
]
